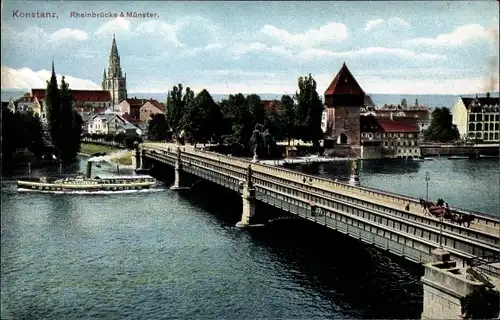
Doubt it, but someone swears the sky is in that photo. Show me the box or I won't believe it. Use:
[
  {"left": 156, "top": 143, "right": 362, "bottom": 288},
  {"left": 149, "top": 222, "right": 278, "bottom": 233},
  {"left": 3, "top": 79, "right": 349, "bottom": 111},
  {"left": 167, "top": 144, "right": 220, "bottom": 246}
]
[{"left": 1, "top": 1, "right": 499, "bottom": 95}]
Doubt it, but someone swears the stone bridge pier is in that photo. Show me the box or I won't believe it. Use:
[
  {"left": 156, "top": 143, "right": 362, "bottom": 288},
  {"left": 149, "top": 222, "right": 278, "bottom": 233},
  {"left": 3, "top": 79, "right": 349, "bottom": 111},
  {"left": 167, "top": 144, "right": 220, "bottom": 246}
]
[
  {"left": 236, "top": 165, "right": 257, "bottom": 228},
  {"left": 170, "top": 147, "right": 190, "bottom": 191}
]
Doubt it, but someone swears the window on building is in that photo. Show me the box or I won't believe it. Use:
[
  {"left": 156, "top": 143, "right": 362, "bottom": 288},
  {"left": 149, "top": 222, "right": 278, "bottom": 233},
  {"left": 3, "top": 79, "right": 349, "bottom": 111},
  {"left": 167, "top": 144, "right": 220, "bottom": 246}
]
[
  {"left": 476, "top": 123, "right": 482, "bottom": 131},
  {"left": 495, "top": 123, "right": 499, "bottom": 130},
  {"left": 495, "top": 133, "right": 499, "bottom": 140},
  {"left": 485, "top": 115, "right": 489, "bottom": 121},
  {"left": 490, "top": 123, "right": 494, "bottom": 130},
  {"left": 384, "top": 141, "right": 388, "bottom": 147},
  {"left": 469, "top": 114, "right": 475, "bottom": 122},
  {"left": 469, "top": 123, "right": 475, "bottom": 131},
  {"left": 495, "top": 114, "right": 499, "bottom": 121},
  {"left": 477, "top": 114, "right": 483, "bottom": 121}
]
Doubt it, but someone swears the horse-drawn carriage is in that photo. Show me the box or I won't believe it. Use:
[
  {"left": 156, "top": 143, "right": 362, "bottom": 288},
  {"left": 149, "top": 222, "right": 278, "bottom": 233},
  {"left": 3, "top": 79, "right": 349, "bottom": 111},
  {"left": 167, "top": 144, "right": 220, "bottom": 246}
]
[{"left": 420, "top": 199, "right": 475, "bottom": 227}]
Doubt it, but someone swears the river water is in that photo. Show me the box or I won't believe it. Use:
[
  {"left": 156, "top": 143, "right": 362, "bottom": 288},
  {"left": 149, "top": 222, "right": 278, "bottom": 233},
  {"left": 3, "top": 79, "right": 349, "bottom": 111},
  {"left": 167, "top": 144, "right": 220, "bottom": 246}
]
[{"left": 1, "top": 156, "right": 497, "bottom": 319}]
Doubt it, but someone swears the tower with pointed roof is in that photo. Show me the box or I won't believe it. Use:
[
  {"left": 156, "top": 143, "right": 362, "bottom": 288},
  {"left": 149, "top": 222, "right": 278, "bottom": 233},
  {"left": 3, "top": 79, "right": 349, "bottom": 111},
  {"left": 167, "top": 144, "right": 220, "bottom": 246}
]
[
  {"left": 323, "top": 63, "right": 365, "bottom": 149},
  {"left": 102, "top": 35, "right": 127, "bottom": 108}
]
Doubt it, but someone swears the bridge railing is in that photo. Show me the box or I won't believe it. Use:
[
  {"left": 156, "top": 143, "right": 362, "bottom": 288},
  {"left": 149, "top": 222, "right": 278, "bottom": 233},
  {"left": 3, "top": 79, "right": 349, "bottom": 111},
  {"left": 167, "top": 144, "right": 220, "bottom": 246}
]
[{"left": 141, "top": 143, "right": 499, "bottom": 228}]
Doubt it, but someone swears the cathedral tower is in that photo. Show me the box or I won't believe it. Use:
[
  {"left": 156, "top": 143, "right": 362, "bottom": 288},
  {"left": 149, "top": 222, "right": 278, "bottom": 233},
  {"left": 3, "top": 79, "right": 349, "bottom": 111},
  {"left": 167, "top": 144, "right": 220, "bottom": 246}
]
[{"left": 102, "top": 35, "right": 127, "bottom": 108}]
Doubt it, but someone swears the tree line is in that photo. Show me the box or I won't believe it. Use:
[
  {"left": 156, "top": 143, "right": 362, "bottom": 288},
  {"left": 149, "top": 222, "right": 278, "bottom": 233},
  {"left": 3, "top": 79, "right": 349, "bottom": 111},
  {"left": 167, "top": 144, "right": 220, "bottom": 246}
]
[
  {"left": 2, "top": 74, "right": 84, "bottom": 168},
  {"left": 147, "top": 74, "right": 324, "bottom": 158},
  {"left": 1, "top": 108, "right": 45, "bottom": 168}
]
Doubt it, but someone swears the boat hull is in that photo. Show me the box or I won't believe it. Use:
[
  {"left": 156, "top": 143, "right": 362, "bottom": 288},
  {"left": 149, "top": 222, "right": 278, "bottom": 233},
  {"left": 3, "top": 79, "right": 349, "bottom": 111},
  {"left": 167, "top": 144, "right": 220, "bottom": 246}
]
[{"left": 17, "top": 181, "right": 155, "bottom": 193}]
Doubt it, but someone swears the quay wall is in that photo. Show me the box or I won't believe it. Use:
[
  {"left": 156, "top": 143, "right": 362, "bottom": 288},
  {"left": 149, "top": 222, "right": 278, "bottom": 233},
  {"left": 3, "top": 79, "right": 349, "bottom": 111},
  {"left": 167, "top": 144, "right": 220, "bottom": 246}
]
[{"left": 421, "top": 145, "right": 499, "bottom": 157}]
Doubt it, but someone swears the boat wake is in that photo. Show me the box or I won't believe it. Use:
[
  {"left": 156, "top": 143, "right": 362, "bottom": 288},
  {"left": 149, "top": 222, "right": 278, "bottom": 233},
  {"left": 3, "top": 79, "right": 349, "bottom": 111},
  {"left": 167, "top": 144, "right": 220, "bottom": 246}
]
[{"left": 16, "top": 187, "right": 167, "bottom": 195}]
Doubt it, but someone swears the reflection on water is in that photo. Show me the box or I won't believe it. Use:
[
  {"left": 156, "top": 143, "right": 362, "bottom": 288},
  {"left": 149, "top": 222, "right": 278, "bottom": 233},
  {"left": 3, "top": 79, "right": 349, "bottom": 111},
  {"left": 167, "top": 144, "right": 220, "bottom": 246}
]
[
  {"left": 290, "top": 158, "right": 499, "bottom": 215},
  {"left": 2, "top": 156, "right": 424, "bottom": 320}
]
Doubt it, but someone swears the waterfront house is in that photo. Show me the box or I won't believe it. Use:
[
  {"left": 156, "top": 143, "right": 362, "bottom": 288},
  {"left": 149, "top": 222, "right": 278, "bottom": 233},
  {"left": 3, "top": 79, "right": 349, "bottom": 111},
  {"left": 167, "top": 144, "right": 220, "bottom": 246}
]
[
  {"left": 139, "top": 99, "right": 164, "bottom": 122},
  {"left": 87, "top": 113, "right": 127, "bottom": 135},
  {"left": 374, "top": 103, "right": 431, "bottom": 134},
  {"left": 360, "top": 114, "right": 421, "bottom": 159},
  {"left": 2, "top": 99, "right": 16, "bottom": 112},
  {"left": 377, "top": 116, "right": 421, "bottom": 158},
  {"left": 117, "top": 98, "right": 149, "bottom": 121},
  {"left": 452, "top": 93, "right": 499, "bottom": 142}
]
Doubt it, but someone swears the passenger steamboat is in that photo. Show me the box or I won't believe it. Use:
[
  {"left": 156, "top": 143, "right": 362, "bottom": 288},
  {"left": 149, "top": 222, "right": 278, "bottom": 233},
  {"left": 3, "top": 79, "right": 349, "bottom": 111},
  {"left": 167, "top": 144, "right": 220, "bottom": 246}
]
[{"left": 17, "top": 161, "right": 156, "bottom": 193}]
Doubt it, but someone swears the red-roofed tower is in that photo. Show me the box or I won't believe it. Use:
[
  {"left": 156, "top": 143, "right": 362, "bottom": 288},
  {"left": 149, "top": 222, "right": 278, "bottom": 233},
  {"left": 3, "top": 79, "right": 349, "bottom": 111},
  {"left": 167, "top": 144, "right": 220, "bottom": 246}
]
[{"left": 323, "top": 63, "right": 365, "bottom": 148}]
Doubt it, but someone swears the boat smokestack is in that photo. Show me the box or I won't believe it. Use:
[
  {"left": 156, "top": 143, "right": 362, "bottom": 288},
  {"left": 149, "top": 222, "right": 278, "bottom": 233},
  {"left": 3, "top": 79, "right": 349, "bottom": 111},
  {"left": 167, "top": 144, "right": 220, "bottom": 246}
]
[{"left": 86, "top": 161, "right": 92, "bottom": 179}]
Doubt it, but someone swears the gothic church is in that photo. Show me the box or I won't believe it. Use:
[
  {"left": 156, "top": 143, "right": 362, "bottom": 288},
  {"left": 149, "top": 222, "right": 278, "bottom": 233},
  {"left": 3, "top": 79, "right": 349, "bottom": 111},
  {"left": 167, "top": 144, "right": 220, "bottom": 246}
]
[{"left": 102, "top": 35, "right": 128, "bottom": 106}]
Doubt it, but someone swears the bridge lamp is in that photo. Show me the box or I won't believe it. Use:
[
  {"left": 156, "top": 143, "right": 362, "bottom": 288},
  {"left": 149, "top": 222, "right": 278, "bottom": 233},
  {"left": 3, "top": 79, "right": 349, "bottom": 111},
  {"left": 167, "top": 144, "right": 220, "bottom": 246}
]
[{"left": 425, "top": 171, "right": 430, "bottom": 201}]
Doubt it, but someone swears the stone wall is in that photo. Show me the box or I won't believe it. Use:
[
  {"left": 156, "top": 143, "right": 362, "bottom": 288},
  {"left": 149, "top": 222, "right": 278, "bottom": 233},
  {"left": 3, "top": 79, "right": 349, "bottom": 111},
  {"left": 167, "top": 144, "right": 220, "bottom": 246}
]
[
  {"left": 421, "top": 262, "right": 485, "bottom": 319},
  {"left": 421, "top": 146, "right": 499, "bottom": 156}
]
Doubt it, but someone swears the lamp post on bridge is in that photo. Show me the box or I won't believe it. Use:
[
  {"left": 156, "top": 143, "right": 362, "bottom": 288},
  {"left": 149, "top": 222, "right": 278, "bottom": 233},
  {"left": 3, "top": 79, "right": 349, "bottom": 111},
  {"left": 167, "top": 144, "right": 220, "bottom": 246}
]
[
  {"left": 425, "top": 171, "right": 430, "bottom": 201},
  {"left": 439, "top": 214, "right": 444, "bottom": 249}
]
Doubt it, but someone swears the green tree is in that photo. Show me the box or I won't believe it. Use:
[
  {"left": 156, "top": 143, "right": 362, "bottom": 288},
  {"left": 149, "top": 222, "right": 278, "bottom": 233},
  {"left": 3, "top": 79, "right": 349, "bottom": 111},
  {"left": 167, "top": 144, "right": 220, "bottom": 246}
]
[
  {"left": 46, "top": 68, "right": 62, "bottom": 150},
  {"left": 147, "top": 113, "right": 169, "bottom": 141},
  {"left": 220, "top": 93, "right": 253, "bottom": 148},
  {"left": 461, "top": 288, "right": 500, "bottom": 319},
  {"left": 278, "top": 94, "right": 296, "bottom": 144},
  {"left": 45, "top": 74, "right": 82, "bottom": 162},
  {"left": 247, "top": 94, "right": 266, "bottom": 128},
  {"left": 424, "top": 107, "right": 460, "bottom": 142},
  {"left": 165, "top": 84, "right": 194, "bottom": 140},
  {"left": 295, "top": 74, "right": 324, "bottom": 147},
  {"left": 181, "top": 89, "right": 222, "bottom": 145},
  {"left": 401, "top": 98, "right": 408, "bottom": 108},
  {"left": 1, "top": 108, "right": 45, "bottom": 167}
]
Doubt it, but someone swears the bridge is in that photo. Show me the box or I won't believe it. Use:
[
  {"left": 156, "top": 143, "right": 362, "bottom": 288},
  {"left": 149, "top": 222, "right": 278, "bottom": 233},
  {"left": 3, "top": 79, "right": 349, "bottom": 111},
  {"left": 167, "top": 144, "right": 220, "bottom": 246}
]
[{"left": 137, "top": 142, "right": 500, "bottom": 270}]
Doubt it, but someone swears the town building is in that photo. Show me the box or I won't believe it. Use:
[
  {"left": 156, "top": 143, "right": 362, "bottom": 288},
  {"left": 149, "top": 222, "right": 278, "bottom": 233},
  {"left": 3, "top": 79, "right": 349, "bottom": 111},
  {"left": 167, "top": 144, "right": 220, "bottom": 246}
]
[
  {"left": 374, "top": 103, "right": 431, "bottom": 135},
  {"left": 87, "top": 113, "right": 128, "bottom": 135},
  {"left": 102, "top": 35, "right": 127, "bottom": 107},
  {"left": 452, "top": 94, "right": 499, "bottom": 142},
  {"left": 139, "top": 99, "right": 165, "bottom": 122},
  {"left": 116, "top": 98, "right": 149, "bottom": 121},
  {"left": 323, "top": 63, "right": 366, "bottom": 154},
  {"left": 360, "top": 114, "right": 421, "bottom": 159}
]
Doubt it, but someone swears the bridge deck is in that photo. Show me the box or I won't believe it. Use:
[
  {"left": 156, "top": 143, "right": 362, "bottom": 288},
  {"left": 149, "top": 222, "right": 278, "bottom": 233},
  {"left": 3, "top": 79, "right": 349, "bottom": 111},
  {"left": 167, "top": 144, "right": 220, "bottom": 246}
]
[{"left": 143, "top": 142, "right": 499, "bottom": 237}]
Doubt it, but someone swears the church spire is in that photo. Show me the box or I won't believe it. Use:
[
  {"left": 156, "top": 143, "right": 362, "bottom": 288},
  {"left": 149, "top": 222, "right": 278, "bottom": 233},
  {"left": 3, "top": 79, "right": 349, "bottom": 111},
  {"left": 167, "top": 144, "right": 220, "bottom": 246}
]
[{"left": 110, "top": 34, "right": 119, "bottom": 58}]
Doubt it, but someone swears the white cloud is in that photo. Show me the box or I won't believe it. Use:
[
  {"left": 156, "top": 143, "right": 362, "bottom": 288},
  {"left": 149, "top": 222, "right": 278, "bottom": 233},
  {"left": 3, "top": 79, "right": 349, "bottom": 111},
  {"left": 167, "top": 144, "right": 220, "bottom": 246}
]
[
  {"left": 3, "top": 25, "right": 89, "bottom": 44},
  {"left": 313, "top": 73, "right": 499, "bottom": 95},
  {"left": 405, "top": 24, "right": 499, "bottom": 47},
  {"left": 1, "top": 66, "right": 100, "bottom": 90},
  {"left": 95, "top": 17, "right": 132, "bottom": 36},
  {"left": 130, "top": 73, "right": 499, "bottom": 95},
  {"left": 50, "top": 28, "right": 89, "bottom": 42},
  {"left": 298, "top": 47, "right": 445, "bottom": 61},
  {"left": 364, "top": 17, "right": 410, "bottom": 32},
  {"left": 133, "top": 20, "right": 184, "bottom": 47},
  {"left": 261, "top": 22, "right": 347, "bottom": 48},
  {"left": 364, "top": 19, "right": 385, "bottom": 32}
]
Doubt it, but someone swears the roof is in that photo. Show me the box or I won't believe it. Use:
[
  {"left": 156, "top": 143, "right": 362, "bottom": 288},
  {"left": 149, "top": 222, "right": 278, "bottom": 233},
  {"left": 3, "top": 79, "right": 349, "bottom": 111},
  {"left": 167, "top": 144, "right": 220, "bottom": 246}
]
[
  {"left": 324, "top": 63, "right": 365, "bottom": 96},
  {"left": 31, "top": 89, "right": 111, "bottom": 102},
  {"left": 118, "top": 123, "right": 139, "bottom": 130},
  {"left": 364, "top": 95, "right": 374, "bottom": 107},
  {"left": 123, "top": 98, "right": 149, "bottom": 107},
  {"left": 376, "top": 117, "right": 420, "bottom": 133},
  {"left": 121, "top": 113, "right": 137, "bottom": 123},
  {"left": 141, "top": 99, "right": 165, "bottom": 112},
  {"left": 89, "top": 113, "right": 124, "bottom": 124},
  {"left": 461, "top": 96, "right": 499, "bottom": 108},
  {"left": 79, "top": 112, "right": 92, "bottom": 123},
  {"left": 262, "top": 100, "right": 280, "bottom": 111},
  {"left": 375, "top": 109, "right": 430, "bottom": 121},
  {"left": 360, "top": 114, "right": 382, "bottom": 132}
]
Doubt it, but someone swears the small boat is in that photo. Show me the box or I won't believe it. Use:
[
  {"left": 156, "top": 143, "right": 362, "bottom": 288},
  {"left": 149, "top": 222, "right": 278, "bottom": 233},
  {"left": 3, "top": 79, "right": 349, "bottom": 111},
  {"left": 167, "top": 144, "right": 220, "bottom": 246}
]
[
  {"left": 479, "top": 155, "right": 499, "bottom": 159},
  {"left": 17, "top": 174, "right": 156, "bottom": 193},
  {"left": 448, "top": 156, "right": 469, "bottom": 160},
  {"left": 424, "top": 157, "right": 434, "bottom": 161}
]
